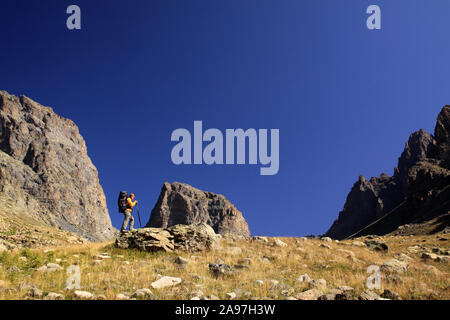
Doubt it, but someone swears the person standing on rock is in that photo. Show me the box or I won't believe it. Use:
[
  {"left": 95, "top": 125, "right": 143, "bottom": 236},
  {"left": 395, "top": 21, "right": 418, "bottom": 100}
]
[{"left": 121, "top": 193, "right": 138, "bottom": 232}]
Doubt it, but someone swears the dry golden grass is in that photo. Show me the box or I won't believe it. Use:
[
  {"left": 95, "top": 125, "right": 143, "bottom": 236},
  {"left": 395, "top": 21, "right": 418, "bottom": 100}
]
[{"left": 0, "top": 233, "right": 448, "bottom": 300}]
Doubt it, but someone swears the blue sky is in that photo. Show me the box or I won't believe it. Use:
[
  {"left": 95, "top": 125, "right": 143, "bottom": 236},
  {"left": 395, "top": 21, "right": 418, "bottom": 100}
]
[{"left": 1, "top": 0, "right": 449, "bottom": 236}]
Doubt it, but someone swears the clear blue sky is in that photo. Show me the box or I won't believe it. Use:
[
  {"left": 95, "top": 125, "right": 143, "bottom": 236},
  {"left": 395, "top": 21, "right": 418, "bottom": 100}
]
[{"left": 1, "top": 1, "right": 449, "bottom": 236}]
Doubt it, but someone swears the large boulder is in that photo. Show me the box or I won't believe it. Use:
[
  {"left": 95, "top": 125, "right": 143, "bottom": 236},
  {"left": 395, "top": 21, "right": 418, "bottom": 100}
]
[
  {"left": 115, "top": 223, "right": 220, "bottom": 253},
  {"left": 0, "top": 91, "right": 114, "bottom": 241},
  {"left": 146, "top": 182, "right": 250, "bottom": 237}
]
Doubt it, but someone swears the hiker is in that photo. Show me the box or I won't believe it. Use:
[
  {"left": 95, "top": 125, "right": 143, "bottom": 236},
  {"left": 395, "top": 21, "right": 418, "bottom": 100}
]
[{"left": 119, "top": 192, "right": 138, "bottom": 232}]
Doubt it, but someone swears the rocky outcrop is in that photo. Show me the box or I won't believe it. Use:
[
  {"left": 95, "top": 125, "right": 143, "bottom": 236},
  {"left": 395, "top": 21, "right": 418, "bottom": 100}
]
[
  {"left": 0, "top": 91, "right": 114, "bottom": 241},
  {"left": 146, "top": 182, "right": 250, "bottom": 237},
  {"left": 115, "top": 223, "right": 220, "bottom": 252},
  {"left": 326, "top": 106, "right": 450, "bottom": 240}
]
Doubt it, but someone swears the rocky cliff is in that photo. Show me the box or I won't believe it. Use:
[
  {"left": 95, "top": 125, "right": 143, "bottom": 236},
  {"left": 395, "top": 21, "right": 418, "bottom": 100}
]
[
  {"left": 0, "top": 91, "right": 114, "bottom": 241},
  {"left": 326, "top": 106, "right": 450, "bottom": 240},
  {"left": 146, "top": 182, "right": 250, "bottom": 237}
]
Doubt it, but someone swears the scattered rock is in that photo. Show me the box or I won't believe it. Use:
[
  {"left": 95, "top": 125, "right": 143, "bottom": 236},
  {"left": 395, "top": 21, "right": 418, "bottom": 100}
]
[
  {"left": 226, "top": 292, "right": 236, "bottom": 300},
  {"left": 380, "top": 259, "right": 408, "bottom": 274},
  {"left": 175, "top": 256, "right": 189, "bottom": 266},
  {"left": 364, "top": 240, "right": 388, "bottom": 252},
  {"left": 209, "top": 263, "right": 235, "bottom": 278},
  {"left": 319, "top": 243, "right": 331, "bottom": 249},
  {"left": 44, "top": 292, "right": 64, "bottom": 300},
  {"left": 151, "top": 276, "right": 182, "bottom": 289},
  {"left": 296, "top": 289, "right": 323, "bottom": 300},
  {"left": 381, "top": 289, "right": 401, "bottom": 300},
  {"left": 116, "top": 293, "right": 130, "bottom": 300},
  {"left": 116, "top": 223, "right": 219, "bottom": 253},
  {"left": 73, "top": 290, "right": 94, "bottom": 300},
  {"left": 308, "top": 279, "right": 327, "bottom": 291},
  {"left": 359, "top": 290, "right": 380, "bottom": 300},
  {"left": 28, "top": 287, "right": 43, "bottom": 298},
  {"left": 274, "top": 239, "right": 288, "bottom": 247},
  {"left": 351, "top": 241, "right": 366, "bottom": 247},
  {"left": 37, "top": 263, "right": 63, "bottom": 273},
  {"left": 296, "top": 274, "right": 311, "bottom": 283},
  {"left": 132, "top": 288, "right": 155, "bottom": 299},
  {"left": 252, "top": 236, "right": 268, "bottom": 243},
  {"left": 93, "top": 254, "right": 111, "bottom": 260}
]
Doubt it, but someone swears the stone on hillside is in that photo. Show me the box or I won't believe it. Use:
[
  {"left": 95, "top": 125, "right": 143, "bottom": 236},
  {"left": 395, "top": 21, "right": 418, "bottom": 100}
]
[
  {"left": 146, "top": 182, "right": 250, "bottom": 237},
  {"left": 28, "top": 287, "right": 43, "bottom": 298},
  {"left": 380, "top": 259, "right": 408, "bottom": 274},
  {"left": 351, "top": 241, "right": 366, "bottom": 247},
  {"left": 335, "top": 291, "right": 353, "bottom": 300},
  {"left": 209, "top": 262, "right": 235, "bottom": 279},
  {"left": 151, "top": 276, "right": 182, "bottom": 289},
  {"left": 319, "top": 243, "right": 331, "bottom": 249},
  {"left": 175, "top": 256, "right": 189, "bottom": 265},
  {"left": 359, "top": 290, "right": 380, "bottom": 300},
  {"left": 421, "top": 252, "right": 439, "bottom": 260},
  {"left": 116, "top": 293, "right": 130, "bottom": 300},
  {"left": 93, "top": 254, "right": 111, "bottom": 260},
  {"left": 132, "top": 288, "right": 155, "bottom": 299},
  {"left": 321, "top": 237, "right": 332, "bottom": 243},
  {"left": 395, "top": 253, "right": 413, "bottom": 261},
  {"left": 115, "top": 223, "right": 219, "bottom": 253},
  {"left": 37, "top": 263, "right": 63, "bottom": 272},
  {"left": 274, "top": 239, "right": 288, "bottom": 247},
  {"left": 73, "top": 290, "right": 94, "bottom": 300},
  {"left": 226, "top": 292, "right": 236, "bottom": 300},
  {"left": 252, "top": 236, "right": 268, "bottom": 243},
  {"left": 337, "top": 286, "right": 354, "bottom": 293},
  {"left": 296, "top": 289, "right": 323, "bottom": 300},
  {"left": 308, "top": 279, "right": 327, "bottom": 291},
  {"left": 381, "top": 289, "right": 401, "bottom": 300},
  {"left": 44, "top": 292, "right": 64, "bottom": 300},
  {"left": 296, "top": 274, "right": 311, "bottom": 283},
  {"left": 337, "top": 249, "right": 356, "bottom": 259},
  {"left": 364, "top": 240, "right": 388, "bottom": 252},
  {"left": 318, "top": 294, "right": 337, "bottom": 300}
]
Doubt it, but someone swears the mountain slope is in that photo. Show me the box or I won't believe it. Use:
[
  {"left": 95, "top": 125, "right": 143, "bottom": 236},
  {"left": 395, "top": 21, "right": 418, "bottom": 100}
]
[
  {"left": 326, "top": 106, "right": 450, "bottom": 240},
  {"left": 0, "top": 91, "right": 114, "bottom": 241}
]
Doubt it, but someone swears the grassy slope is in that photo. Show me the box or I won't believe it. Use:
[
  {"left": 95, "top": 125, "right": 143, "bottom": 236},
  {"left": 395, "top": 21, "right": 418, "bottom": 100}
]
[{"left": 0, "top": 233, "right": 448, "bottom": 300}]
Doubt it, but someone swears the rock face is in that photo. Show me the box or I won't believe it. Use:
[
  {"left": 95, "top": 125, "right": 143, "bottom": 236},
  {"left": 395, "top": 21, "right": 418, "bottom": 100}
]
[
  {"left": 147, "top": 182, "right": 250, "bottom": 237},
  {"left": 115, "top": 223, "right": 220, "bottom": 252},
  {"left": 326, "top": 106, "right": 450, "bottom": 240},
  {"left": 0, "top": 91, "right": 114, "bottom": 241}
]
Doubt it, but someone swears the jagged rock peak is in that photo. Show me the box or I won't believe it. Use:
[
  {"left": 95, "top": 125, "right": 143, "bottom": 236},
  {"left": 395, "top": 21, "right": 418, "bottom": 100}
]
[
  {"left": 0, "top": 91, "right": 114, "bottom": 241},
  {"left": 146, "top": 182, "right": 250, "bottom": 237},
  {"left": 325, "top": 105, "right": 450, "bottom": 240}
]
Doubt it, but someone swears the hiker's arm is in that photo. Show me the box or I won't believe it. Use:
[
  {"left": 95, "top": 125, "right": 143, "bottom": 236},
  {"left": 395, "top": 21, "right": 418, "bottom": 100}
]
[{"left": 127, "top": 198, "right": 137, "bottom": 208}]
